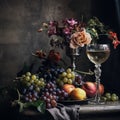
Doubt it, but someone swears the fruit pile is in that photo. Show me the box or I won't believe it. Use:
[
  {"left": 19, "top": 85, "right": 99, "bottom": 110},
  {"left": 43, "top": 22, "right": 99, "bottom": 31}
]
[
  {"left": 14, "top": 49, "right": 119, "bottom": 110},
  {"left": 16, "top": 67, "right": 85, "bottom": 109}
]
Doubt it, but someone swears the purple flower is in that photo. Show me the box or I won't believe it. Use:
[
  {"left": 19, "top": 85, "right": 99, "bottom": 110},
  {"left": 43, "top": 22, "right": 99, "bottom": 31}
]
[
  {"left": 67, "top": 18, "right": 78, "bottom": 26},
  {"left": 63, "top": 27, "right": 71, "bottom": 35},
  {"left": 48, "top": 27, "right": 57, "bottom": 36}
]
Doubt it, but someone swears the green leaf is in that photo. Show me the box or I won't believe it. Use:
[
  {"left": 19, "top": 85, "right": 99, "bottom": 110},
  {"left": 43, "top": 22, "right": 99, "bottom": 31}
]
[
  {"left": 14, "top": 100, "right": 46, "bottom": 113},
  {"left": 23, "top": 100, "right": 46, "bottom": 113},
  {"left": 24, "top": 100, "right": 43, "bottom": 107},
  {"left": 37, "top": 102, "right": 46, "bottom": 113}
]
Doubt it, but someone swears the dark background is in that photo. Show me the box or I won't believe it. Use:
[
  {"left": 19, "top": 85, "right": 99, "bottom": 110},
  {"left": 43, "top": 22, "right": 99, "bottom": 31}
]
[{"left": 0, "top": 0, "right": 120, "bottom": 100}]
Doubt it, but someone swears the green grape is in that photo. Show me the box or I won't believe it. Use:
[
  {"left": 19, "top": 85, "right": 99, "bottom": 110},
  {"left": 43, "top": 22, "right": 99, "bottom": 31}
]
[
  {"left": 37, "top": 80, "right": 41, "bottom": 86},
  {"left": 111, "top": 95, "right": 117, "bottom": 101},
  {"left": 30, "top": 79, "right": 34, "bottom": 84},
  {"left": 105, "top": 93, "right": 111, "bottom": 97},
  {"left": 71, "top": 72, "right": 75, "bottom": 79},
  {"left": 66, "top": 68, "right": 72, "bottom": 73},
  {"left": 111, "top": 93, "right": 117, "bottom": 97},
  {"left": 34, "top": 79, "right": 38, "bottom": 85},
  {"left": 67, "top": 79, "right": 72, "bottom": 84},
  {"left": 106, "top": 95, "right": 111, "bottom": 101},
  {"left": 39, "top": 78, "right": 44, "bottom": 81},
  {"left": 67, "top": 73, "right": 72, "bottom": 78},
  {"left": 31, "top": 75, "right": 37, "bottom": 80},
  {"left": 41, "top": 81, "right": 45, "bottom": 87},
  {"left": 101, "top": 96, "right": 107, "bottom": 101},
  {"left": 61, "top": 72, "right": 67, "bottom": 77},
  {"left": 25, "top": 76, "right": 30, "bottom": 81},
  {"left": 63, "top": 77, "right": 68, "bottom": 83},
  {"left": 26, "top": 72, "right": 31, "bottom": 76}
]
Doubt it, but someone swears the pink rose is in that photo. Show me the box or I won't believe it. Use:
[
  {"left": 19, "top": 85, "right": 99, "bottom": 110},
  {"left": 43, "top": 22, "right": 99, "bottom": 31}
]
[{"left": 70, "top": 29, "right": 92, "bottom": 49}]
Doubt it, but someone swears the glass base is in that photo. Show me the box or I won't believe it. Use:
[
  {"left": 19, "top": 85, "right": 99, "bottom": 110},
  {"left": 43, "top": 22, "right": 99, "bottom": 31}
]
[{"left": 88, "top": 99, "right": 105, "bottom": 105}]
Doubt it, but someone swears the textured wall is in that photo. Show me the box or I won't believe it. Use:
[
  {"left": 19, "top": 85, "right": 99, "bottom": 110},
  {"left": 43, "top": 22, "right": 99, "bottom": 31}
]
[
  {"left": 0, "top": 0, "right": 93, "bottom": 86},
  {"left": 0, "top": 0, "right": 120, "bottom": 95}
]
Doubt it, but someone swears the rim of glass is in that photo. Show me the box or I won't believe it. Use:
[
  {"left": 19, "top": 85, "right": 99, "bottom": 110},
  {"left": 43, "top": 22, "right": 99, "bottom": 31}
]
[
  {"left": 86, "top": 43, "right": 110, "bottom": 46},
  {"left": 86, "top": 43, "right": 110, "bottom": 51}
]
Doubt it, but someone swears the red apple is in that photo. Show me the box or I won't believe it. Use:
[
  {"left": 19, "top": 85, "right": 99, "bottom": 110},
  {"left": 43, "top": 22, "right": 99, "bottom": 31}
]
[
  {"left": 82, "top": 81, "right": 97, "bottom": 97},
  {"left": 62, "top": 84, "right": 75, "bottom": 94},
  {"left": 82, "top": 81, "right": 104, "bottom": 97}
]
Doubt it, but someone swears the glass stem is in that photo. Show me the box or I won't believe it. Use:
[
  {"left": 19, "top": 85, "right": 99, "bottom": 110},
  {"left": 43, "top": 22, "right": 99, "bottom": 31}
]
[
  {"left": 72, "top": 55, "right": 76, "bottom": 71},
  {"left": 94, "top": 64, "right": 101, "bottom": 103}
]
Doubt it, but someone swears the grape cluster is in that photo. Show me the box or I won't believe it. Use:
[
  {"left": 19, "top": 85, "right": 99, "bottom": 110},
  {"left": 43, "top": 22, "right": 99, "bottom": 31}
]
[
  {"left": 18, "top": 72, "right": 46, "bottom": 102},
  {"left": 20, "top": 72, "right": 46, "bottom": 91},
  {"left": 41, "top": 81, "right": 68, "bottom": 108},
  {"left": 22, "top": 85, "right": 39, "bottom": 102},
  {"left": 101, "top": 92, "right": 119, "bottom": 102},
  {"left": 56, "top": 68, "right": 75, "bottom": 86},
  {"left": 73, "top": 74, "right": 84, "bottom": 87},
  {"left": 39, "top": 66, "right": 65, "bottom": 82},
  {"left": 16, "top": 68, "right": 83, "bottom": 108}
]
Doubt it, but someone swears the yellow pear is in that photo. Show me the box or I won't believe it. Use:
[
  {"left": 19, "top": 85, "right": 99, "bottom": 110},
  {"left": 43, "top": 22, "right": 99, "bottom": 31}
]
[{"left": 70, "top": 88, "right": 86, "bottom": 100}]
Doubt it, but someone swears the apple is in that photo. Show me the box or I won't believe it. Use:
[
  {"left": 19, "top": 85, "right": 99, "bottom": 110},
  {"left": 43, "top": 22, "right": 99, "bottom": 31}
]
[
  {"left": 70, "top": 88, "right": 86, "bottom": 100},
  {"left": 82, "top": 81, "right": 96, "bottom": 97},
  {"left": 82, "top": 81, "right": 104, "bottom": 97},
  {"left": 62, "top": 84, "right": 75, "bottom": 94}
]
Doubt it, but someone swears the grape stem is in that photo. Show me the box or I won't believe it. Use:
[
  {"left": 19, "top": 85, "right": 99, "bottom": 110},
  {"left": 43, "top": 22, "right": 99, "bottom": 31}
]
[
  {"left": 11, "top": 89, "right": 25, "bottom": 112},
  {"left": 75, "top": 69, "right": 94, "bottom": 75}
]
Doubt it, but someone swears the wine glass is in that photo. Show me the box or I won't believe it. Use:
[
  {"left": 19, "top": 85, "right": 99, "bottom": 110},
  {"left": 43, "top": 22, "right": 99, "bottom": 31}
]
[{"left": 86, "top": 44, "right": 110, "bottom": 104}]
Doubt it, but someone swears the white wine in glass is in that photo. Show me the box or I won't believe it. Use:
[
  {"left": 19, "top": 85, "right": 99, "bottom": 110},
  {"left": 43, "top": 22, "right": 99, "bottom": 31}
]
[{"left": 86, "top": 44, "right": 110, "bottom": 104}]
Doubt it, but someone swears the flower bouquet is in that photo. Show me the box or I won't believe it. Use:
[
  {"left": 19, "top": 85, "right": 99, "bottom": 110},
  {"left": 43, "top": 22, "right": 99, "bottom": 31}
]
[{"left": 38, "top": 16, "right": 120, "bottom": 49}]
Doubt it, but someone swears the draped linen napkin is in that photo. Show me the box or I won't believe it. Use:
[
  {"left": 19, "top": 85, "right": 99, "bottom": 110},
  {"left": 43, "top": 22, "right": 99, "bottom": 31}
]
[{"left": 46, "top": 104, "right": 80, "bottom": 120}]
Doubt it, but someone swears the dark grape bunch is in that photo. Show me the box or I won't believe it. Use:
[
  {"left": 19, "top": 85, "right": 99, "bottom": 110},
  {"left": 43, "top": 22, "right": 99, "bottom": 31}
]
[
  {"left": 73, "top": 74, "right": 84, "bottom": 87},
  {"left": 40, "top": 81, "right": 69, "bottom": 109},
  {"left": 22, "top": 85, "right": 39, "bottom": 102},
  {"left": 38, "top": 66, "right": 65, "bottom": 82}
]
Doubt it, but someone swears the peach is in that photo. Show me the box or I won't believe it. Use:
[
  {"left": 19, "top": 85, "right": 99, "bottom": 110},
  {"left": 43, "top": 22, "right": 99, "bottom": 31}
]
[{"left": 62, "top": 84, "right": 75, "bottom": 94}]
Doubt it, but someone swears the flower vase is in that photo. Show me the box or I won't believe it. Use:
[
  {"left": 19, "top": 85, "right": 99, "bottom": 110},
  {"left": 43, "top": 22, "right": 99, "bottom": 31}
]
[{"left": 65, "top": 47, "right": 80, "bottom": 72}]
